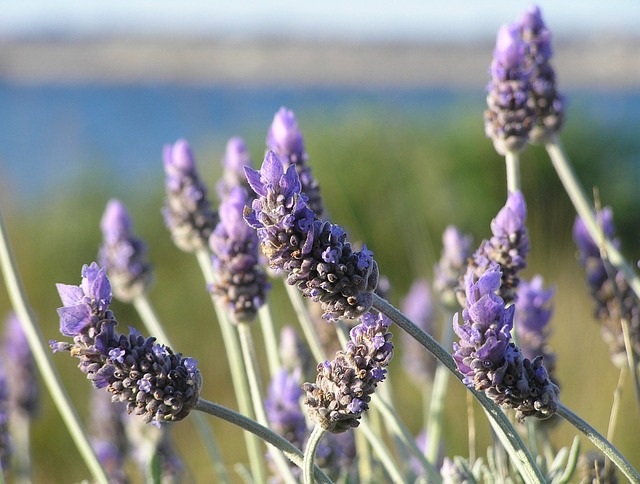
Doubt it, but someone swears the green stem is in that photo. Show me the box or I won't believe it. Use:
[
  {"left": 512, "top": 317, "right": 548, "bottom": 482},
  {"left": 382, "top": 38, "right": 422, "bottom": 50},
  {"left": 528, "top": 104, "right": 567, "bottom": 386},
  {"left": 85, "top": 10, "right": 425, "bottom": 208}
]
[
  {"left": 132, "top": 293, "right": 231, "bottom": 484},
  {"left": 372, "top": 294, "right": 545, "bottom": 483},
  {"left": 195, "top": 249, "right": 266, "bottom": 484},
  {"left": 0, "top": 210, "right": 110, "bottom": 484},
  {"left": 545, "top": 136, "right": 640, "bottom": 301},
  {"left": 9, "top": 411, "right": 32, "bottom": 484},
  {"left": 237, "top": 323, "right": 297, "bottom": 484},
  {"left": 303, "top": 426, "right": 325, "bottom": 484},
  {"left": 194, "top": 399, "right": 333, "bottom": 484},
  {"left": 258, "top": 303, "right": 282, "bottom": 376},
  {"left": 284, "top": 282, "right": 326, "bottom": 363},
  {"left": 358, "top": 418, "right": 406, "bottom": 484},
  {"left": 556, "top": 403, "right": 640, "bottom": 482},
  {"left": 505, "top": 150, "right": 521, "bottom": 194}
]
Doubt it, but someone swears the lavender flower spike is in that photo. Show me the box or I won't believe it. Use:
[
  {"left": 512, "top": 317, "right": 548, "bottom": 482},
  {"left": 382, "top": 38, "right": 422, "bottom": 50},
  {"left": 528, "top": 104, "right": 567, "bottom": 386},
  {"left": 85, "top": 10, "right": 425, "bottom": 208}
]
[
  {"left": 217, "top": 136, "right": 253, "bottom": 200},
  {"left": 244, "top": 150, "right": 378, "bottom": 321},
  {"left": 99, "top": 199, "right": 153, "bottom": 302},
  {"left": 51, "top": 263, "right": 202, "bottom": 425},
  {"left": 466, "top": 190, "right": 529, "bottom": 306},
  {"left": 518, "top": 5, "right": 565, "bottom": 143},
  {"left": 573, "top": 209, "right": 640, "bottom": 368},
  {"left": 433, "top": 225, "right": 473, "bottom": 307},
  {"left": 303, "top": 312, "right": 393, "bottom": 433},
  {"left": 162, "top": 139, "right": 218, "bottom": 252},
  {"left": 267, "top": 107, "right": 324, "bottom": 217},
  {"left": 265, "top": 368, "right": 307, "bottom": 451},
  {"left": 484, "top": 23, "right": 534, "bottom": 155},
  {"left": 209, "top": 186, "right": 270, "bottom": 323},
  {"left": 453, "top": 264, "right": 559, "bottom": 421}
]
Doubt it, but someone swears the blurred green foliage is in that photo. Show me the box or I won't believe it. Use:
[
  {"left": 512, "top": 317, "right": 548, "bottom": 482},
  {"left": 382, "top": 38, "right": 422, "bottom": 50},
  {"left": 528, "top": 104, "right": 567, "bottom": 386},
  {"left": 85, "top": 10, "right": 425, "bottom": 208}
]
[{"left": 1, "top": 106, "right": 639, "bottom": 482}]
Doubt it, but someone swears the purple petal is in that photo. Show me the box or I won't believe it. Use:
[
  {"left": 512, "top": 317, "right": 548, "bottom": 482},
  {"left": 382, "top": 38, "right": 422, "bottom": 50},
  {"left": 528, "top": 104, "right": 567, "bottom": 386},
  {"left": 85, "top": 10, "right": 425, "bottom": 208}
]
[
  {"left": 261, "top": 150, "right": 285, "bottom": 187},
  {"left": 56, "top": 283, "right": 84, "bottom": 307},
  {"left": 57, "top": 304, "right": 92, "bottom": 336},
  {"left": 244, "top": 166, "right": 267, "bottom": 197}
]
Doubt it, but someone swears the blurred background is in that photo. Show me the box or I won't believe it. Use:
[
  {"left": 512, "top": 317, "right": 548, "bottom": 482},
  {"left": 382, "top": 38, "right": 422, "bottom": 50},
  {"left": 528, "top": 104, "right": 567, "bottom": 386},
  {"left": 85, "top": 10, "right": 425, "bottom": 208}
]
[{"left": 1, "top": 1, "right": 640, "bottom": 482}]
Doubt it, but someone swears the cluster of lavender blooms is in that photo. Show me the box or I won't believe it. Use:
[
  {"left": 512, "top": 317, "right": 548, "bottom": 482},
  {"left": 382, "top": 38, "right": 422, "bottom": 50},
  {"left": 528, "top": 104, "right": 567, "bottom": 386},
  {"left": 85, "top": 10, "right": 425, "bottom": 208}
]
[
  {"left": 433, "top": 225, "right": 474, "bottom": 308},
  {"left": 302, "top": 312, "right": 393, "bottom": 433},
  {"left": 484, "top": 6, "right": 564, "bottom": 154},
  {"left": 244, "top": 150, "right": 379, "bottom": 321},
  {"left": 465, "top": 191, "right": 529, "bottom": 306},
  {"left": 267, "top": 107, "right": 324, "bottom": 218},
  {"left": 99, "top": 199, "right": 153, "bottom": 302},
  {"left": 209, "top": 186, "right": 270, "bottom": 323},
  {"left": 515, "top": 276, "right": 558, "bottom": 386},
  {"left": 216, "top": 137, "right": 253, "bottom": 200},
  {"left": 573, "top": 209, "right": 640, "bottom": 368},
  {"left": 400, "top": 279, "right": 437, "bottom": 385},
  {"left": 162, "top": 139, "right": 219, "bottom": 253},
  {"left": 453, "top": 265, "right": 559, "bottom": 421},
  {"left": 50, "top": 263, "right": 202, "bottom": 425}
]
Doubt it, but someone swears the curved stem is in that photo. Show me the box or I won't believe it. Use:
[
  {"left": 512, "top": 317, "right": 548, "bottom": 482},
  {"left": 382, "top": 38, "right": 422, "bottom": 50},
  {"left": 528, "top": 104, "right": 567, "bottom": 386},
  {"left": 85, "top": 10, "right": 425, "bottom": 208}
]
[
  {"left": 372, "top": 294, "right": 545, "bottom": 483},
  {"left": 0, "top": 210, "right": 110, "bottom": 484},
  {"left": 505, "top": 150, "right": 521, "bottom": 194},
  {"left": 303, "top": 426, "right": 325, "bottom": 484},
  {"left": 284, "top": 282, "right": 326, "bottom": 363},
  {"left": 195, "top": 249, "right": 266, "bottom": 484},
  {"left": 258, "top": 303, "right": 282, "bottom": 377},
  {"left": 194, "top": 399, "right": 333, "bottom": 484},
  {"left": 556, "top": 403, "right": 640, "bottom": 482},
  {"left": 133, "top": 293, "right": 231, "bottom": 484}
]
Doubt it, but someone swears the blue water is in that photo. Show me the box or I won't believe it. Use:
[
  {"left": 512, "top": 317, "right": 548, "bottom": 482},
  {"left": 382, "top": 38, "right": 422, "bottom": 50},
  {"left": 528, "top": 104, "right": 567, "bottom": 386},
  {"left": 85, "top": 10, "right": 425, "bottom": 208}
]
[{"left": 1, "top": 82, "right": 639, "bottom": 204}]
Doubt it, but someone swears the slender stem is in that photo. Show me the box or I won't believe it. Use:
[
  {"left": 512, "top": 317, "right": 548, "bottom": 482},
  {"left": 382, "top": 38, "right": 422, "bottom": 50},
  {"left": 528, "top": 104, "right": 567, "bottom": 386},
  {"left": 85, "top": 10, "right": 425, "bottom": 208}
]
[
  {"left": 607, "top": 369, "right": 625, "bottom": 446},
  {"left": 132, "top": 293, "right": 231, "bottom": 484},
  {"left": 358, "top": 418, "right": 405, "bottom": 484},
  {"left": 194, "top": 399, "right": 333, "bottom": 484},
  {"left": 466, "top": 391, "right": 476, "bottom": 463},
  {"left": 556, "top": 403, "right": 640, "bottom": 482},
  {"left": 505, "top": 150, "right": 521, "bottom": 194},
  {"left": 372, "top": 294, "right": 545, "bottom": 483},
  {"left": 258, "top": 304, "right": 282, "bottom": 377},
  {"left": 237, "top": 323, "right": 297, "bottom": 484},
  {"left": 195, "top": 249, "right": 266, "bottom": 484},
  {"left": 284, "top": 282, "right": 326, "bottom": 363},
  {"left": 546, "top": 136, "right": 640, "bottom": 301},
  {"left": 9, "top": 412, "right": 32, "bottom": 484},
  {"left": 0, "top": 210, "right": 110, "bottom": 484},
  {"left": 303, "top": 426, "right": 325, "bottom": 484}
]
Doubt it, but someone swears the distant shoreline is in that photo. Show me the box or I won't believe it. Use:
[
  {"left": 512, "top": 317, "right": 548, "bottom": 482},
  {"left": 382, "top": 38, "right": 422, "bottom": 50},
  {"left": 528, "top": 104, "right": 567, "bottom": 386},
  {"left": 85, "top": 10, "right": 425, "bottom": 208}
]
[{"left": 1, "top": 36, "right": 638, "bottom": 89}]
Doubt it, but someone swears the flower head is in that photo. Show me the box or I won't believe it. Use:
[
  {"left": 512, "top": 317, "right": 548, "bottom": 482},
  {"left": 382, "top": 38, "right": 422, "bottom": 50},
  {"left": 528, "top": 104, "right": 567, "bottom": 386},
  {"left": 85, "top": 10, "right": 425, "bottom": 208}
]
[
  {"left": 484, "top": 23, "right": 535, "bottom": 155},
  {"left": 51, "top": 263, "right": 202, "bottom": 425},
  {"left": 266, "top": 107, "right": 324, "bottom": 217},
  {"left": 209, "top": 186, "right": 270, "bottom": 323},
  {"left": 3, "top": 313, "right": 39, "bottom": 417},
  {"left": 99, "top": 199, "right": 153, "bottom": 302},
  {"left": 303, "top": 312, "right": 393, "bottom": 433},
  {"left": 265, "top": 368, "right": 307, "bottom": 448},
  {"left": 162, "top": 139, "right": 218, "bottom": 252},
  {"left": 466, "top": 191, "right": 529, "bottom": 306},
  {"left": 453, "top": 265, "right": 559, "bottom": 421},
  {"left": 434, "top": 225, "right": 473, "bottom": 307},
  {"left": 244, "top": 150, "right": 378, "bottom": 321},
  {"left": 573, "top": 210, "right": 640, "bottom": 368},
  {"left": 217, "top": 137, "right": 253, "bottom": 200}
]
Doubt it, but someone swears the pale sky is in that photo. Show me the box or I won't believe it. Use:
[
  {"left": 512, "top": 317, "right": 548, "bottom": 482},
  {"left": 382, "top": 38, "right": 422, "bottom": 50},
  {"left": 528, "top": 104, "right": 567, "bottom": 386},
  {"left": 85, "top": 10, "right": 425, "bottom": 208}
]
[{"left": 1, "top": 1, "right": 639, "bottom": 41}]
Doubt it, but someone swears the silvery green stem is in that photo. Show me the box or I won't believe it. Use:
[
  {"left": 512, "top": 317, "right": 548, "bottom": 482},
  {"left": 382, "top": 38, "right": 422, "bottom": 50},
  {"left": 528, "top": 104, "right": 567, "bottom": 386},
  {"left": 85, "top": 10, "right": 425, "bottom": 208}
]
[
  {"left": 195, "top": 249, "right": 266, "bottom": 484},
  {"left": 0, "top": 210, "right": 110, "bottom": 484},
  {"left": 556, "top": 403, "right": 640, "bottom": 482},
  {"left": 9, "top": 411, "right": 32, "bottom": 484},
  {"left": 258, "top": 304, "right": 281, "bottom": 376},
  {"left": 237, "top": 322, "right": 297, "bottom": 484},
  {"left": 303, "top": 426, "right": 325, "bottom": 484},
  {"left": 372, "top": 294, "right": 546, "bottom": 483},
  {"left": 505, "top": 150, "right": 521, "bottom": 194},
  {"left": 132, "top": 293, "right": 231, "bottom": 484},
  {"left": 284, "top": 282, "right": 326, "bottom": 362},
  {"left": 359, "top": 418, "right": 405, "bottom": 484},
  {"left": 194, "top": 398, "right": 333, "bottom": 484},
  {"left": 546, "top": 136, "right": 640, "bottom": 300},
  {"left": 334, "top": 321, "right": 440, "bottom": 482},
  {"left": 425, "top": 309, "right": 455, "bottom": 464}
]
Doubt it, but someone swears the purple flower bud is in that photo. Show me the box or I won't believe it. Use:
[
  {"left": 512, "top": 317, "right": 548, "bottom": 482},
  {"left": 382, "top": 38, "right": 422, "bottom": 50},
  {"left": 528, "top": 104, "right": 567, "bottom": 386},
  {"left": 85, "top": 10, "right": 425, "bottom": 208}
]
[
  {"left": 453, "top": 265, "right": 559, "bottom": 421},
  {"left": 3, "top": 313, "right": 39, "bottom": 417},
  {"left": 99, "top": 199, "right": 153, "bottom": 302},
  {"left": 162, "top": 139, "right": 218, "bottom": 252},
  {"left": 266, "top": 107, "right": 324, "bottom": 217},
  {"left": 209, "top": 186, "right": 270, "bottom": 323},
  {"left": 244, "top": 150, "right": 378, "bottom": 321},
  {"left": 484, "top": 24, "right": 535, "bottom": 155},
  {"left": 400, "top": 279, "right": 437, "bottom": 384},
  {"left": 573, "top": 209, "right": 640, "bottom": 368},
  {"left": 217, "top": 136, "right": 254, "bottom": 200},
  {"left": 434, "top": 225, "right": 473, "bottom": 306},
  {"left": 303, "top": 312, "right": 393, "bottom": 433},
  {"left": 51, "top": 264, "right": 202, "bottom": 425}
]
